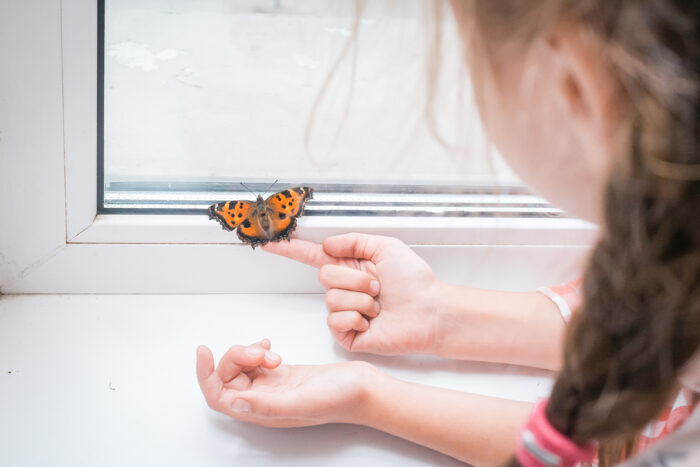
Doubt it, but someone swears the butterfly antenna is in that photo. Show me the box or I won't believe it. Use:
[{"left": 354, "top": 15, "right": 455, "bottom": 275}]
[
  {"left": 239, "top": 182, "right": 257, "bottom": 196},
  {"left": 262, "top": 179, "right": 279, "bottom": 197}
]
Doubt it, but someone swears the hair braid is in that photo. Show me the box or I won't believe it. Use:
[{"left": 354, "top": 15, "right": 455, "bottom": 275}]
[{"left": 543, "top": 0, "right": 700, "bottom": 463}]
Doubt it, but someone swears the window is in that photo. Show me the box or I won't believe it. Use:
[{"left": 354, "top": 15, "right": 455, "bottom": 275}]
[
  {"left": 100, "top": 0, "right": 556, "bottom": 218},
  {"left": 0, "top": 0, "right": 595, "bottom": 295}
]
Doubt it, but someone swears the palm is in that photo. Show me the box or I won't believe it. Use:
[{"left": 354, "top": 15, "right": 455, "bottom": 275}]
[
  {"left": 197, "top": 344, "right": 372, "bottom": 428},
  {"left": 232, "top": 364, "right": 350, "bottom": 394},
  {"left": 226, "top": 364, "right": 369, "bottom": 427}
]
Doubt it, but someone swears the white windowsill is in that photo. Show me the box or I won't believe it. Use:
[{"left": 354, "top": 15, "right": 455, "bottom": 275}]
[
  {"left": 71, "top": 214, "right": 598, "bottom": 246},
  {"left": 0, "top": 293, "right": 554, "bottom": 467}
]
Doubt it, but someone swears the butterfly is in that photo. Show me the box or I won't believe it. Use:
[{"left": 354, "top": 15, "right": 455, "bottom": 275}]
[{"left": 208, "top": 186, "right": 314, "bottom": 248}]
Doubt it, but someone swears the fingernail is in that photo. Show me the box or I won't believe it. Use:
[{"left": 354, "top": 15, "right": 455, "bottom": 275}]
[
  {"left": 362, "top": 318, "right": 370, "bottom": 330},
  {"left": 231, "top": 399, "right": 251, "bottom": 413},
  {"left": 374, "top": 300, "right": 381, "bottom": 313},
  {"left": 369, "top": 280, "right": 380, "bottom": 295},
  {"left": 264, "top": 350, "right": 280, "bottom": 363}
]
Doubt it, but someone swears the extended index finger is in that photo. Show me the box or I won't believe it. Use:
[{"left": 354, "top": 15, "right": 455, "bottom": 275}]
[{"left": 262, "top": 238, "right": 337, "bottom": 268}]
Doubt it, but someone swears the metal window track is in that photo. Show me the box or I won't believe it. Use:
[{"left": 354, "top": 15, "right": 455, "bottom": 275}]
[{"left": 101, "top": 182, "right": 563, "bottom": 218}]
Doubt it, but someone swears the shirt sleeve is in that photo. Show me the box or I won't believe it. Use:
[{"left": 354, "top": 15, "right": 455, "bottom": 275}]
[
  {"left": 619, "top": 390, "right": 699, "bottom": 466},
  {"left": 536, "top": 277, "right": 583, "bottom": 323},
  {"left": 638, "top": 389, "right": 696, "bottom": 451},
  {"left": 537, "top": 278, "right": 698, "bottom": 454}
]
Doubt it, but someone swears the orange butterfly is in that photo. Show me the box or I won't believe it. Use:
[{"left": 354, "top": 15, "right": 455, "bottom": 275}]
[{"left": 208, "top": 186, "right": 314, "bottom": 248}]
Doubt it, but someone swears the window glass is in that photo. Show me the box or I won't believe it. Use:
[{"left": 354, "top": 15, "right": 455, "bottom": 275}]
[{"left": 103, "top": 1, "right": 535, "bottom": 215}]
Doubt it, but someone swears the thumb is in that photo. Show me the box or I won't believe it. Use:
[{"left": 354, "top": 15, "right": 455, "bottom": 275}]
[
  {"left": 229, "top": 390, "right": 294, "bottom": 419},
  {"left": 322, "top": 233, "right": 398, "bottom": 262}
]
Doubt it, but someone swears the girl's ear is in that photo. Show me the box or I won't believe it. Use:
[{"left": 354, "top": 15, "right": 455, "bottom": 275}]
[{"left": 546, "top": 23, "right": 621, "bottom": 142}]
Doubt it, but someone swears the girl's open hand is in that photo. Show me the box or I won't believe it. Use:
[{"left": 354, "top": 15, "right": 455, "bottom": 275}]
[
  {"left": 263, "top": 233, "right": 442, "bottom": 355},
  {"left": 196, "top": 339, "right": 376, "bottom": 427}
]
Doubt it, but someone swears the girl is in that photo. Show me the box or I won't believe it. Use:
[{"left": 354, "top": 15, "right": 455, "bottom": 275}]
[{"left": 196, "top": 1, "right": 700, "bottom": 465}]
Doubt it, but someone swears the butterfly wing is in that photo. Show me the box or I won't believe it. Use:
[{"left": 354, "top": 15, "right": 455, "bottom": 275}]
[
  {"left": 208, "top": 200, "right": 255, "bottom": 231},
  {"left": 259, "top": 186, "right": 314, "bottom": 242},
  {"left": 265, "top": 187, "right": 313, "bottom": 218},
  {"left": 208, "top": 187, "right": 314, "bottom": 248}
]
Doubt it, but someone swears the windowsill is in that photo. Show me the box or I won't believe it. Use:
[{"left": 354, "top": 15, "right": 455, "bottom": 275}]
[
  {"left": 0, "top": 1, "right": 597, "bottom": 295},
  {"left": 0, "top": 293, "right": 553, "bottom": 467},
  {"left": 71, "top": 214, "right": 598, "bottom": 245}
]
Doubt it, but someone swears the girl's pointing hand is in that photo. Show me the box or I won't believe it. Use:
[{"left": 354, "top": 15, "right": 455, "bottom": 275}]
[{"left": 263, "top": 233, "right": 443, "bottom": 355}]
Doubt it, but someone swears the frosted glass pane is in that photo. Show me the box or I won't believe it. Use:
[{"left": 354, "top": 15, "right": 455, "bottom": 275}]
[{"left": 103, "top": 0, "right": 519, "bottom": 188}]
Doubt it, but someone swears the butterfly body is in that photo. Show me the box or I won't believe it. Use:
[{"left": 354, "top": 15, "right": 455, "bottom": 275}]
[
  {"left": 208, "top": 186, "right": 313, "bottom": 249},
  {"left": 247, "top": 195, "right": 285, "bottom": 241}
]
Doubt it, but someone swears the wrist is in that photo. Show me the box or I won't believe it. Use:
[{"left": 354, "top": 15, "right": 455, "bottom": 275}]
[
  {"left": 344, "top": 362, "right": 392, "bottom": 426},
  {"left": 430, "top": 283, "right": 566, "bottom": 368},
  {"left": 414, "top": 278, "right": 451, "bottom": 356},
  {"left": 428, "top": 281, "right": 474, "bottom": 358}
]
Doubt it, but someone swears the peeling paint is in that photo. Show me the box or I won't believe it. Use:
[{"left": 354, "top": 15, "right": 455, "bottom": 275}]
[
  {"left": 0, "top": 252, "right": 22, "bottom": 293},
  {"left": 19, "top": 245, "right": 66, "bottom": 279},
  {"left": 107, "top": 42, "right": 184, "bottom": 72},
  {"left": 0, "top": 245, "right": 66, "bottom": 293}
]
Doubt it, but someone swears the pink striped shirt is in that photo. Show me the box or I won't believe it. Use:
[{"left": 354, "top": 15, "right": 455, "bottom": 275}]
[{"left": 538, "top": 278, "right": 697, "bottom": 451}]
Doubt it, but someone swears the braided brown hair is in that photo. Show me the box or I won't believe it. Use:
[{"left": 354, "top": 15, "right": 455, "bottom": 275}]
[
  {"left": 546, "top": 1, "right": 700, "bottom": 464},
  {"left": 449, "top": 1, "right": 700, "bottom": 465}
]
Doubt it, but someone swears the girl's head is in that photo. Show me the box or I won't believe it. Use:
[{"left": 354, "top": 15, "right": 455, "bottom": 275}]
[
  {"left": 449, "top": 1, "right": 628, "bottom": 224},
  {"left": 446, "top": 0, "right": 700, "bottom": 464}
]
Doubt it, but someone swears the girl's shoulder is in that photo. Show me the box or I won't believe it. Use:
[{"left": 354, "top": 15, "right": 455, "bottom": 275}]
[
  {"left": 538, "top": 278, "right": 698, "bottom": 456},
  {"left": 619, "top": 391, "right": 700, "bottom": 467},
  {"left": 638, "top": 388, "right": 698, "bottom": 451}
]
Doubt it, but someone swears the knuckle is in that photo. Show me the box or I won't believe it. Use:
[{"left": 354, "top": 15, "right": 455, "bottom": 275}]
[
  {"left": 326, "top": 312, "right": 340, "bottom": 327},
  {"left": 327, "top": 312, "right": 347, "bottom": 331},
  {"left": 355, "top": 318, "right": 368, "bottom": 332},
  {"left": 326, "top": 315, "right": 336, "bottom": 330},
  {"left": 352, "top": 312, "right": 364, "bottom": 326},
  {"left": 390, "top": 236, "right": 401, "bottom": 245},
  {"left": 317, "top": 266, "right": 329, "bottom": 286},
  {"left": 318, "top": 264, "right": 337, "bottom": 285},
  {"left": 325, "top": 289, "right": 341, "bottom": 309}
]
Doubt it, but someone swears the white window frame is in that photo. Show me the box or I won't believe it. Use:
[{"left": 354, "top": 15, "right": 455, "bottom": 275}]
[{"left": 0, "top": 0, "right": 596, "bottom": 294}]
